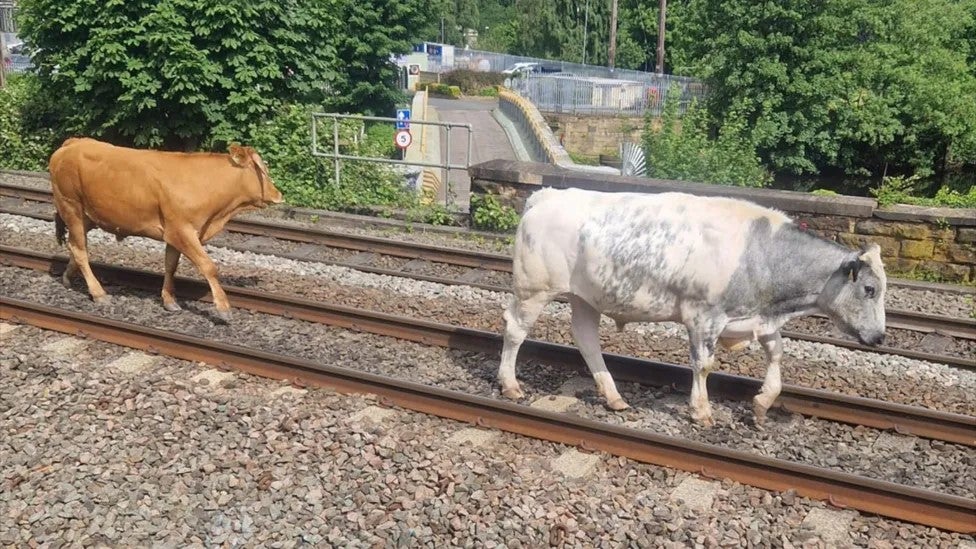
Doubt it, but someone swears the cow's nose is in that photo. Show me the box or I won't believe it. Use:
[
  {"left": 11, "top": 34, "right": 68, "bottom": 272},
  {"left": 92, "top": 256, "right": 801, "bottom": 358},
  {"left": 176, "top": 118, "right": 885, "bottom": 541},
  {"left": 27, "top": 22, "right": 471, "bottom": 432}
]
[{"left": 870, "top": 333, "right": 885, "bottom": 346}]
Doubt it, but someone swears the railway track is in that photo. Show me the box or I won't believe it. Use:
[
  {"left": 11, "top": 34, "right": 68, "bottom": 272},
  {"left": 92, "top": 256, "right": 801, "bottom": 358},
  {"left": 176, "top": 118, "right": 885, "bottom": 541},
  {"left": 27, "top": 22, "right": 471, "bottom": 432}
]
[
  {"left": 1, "top": 288, "right": 974, "bottom": 533},
  {"left": 2, "top": 182, "right": 973, "bottom": 370},
  {"left": 3, "top": 244, "right": 973, "bottom": 447}
]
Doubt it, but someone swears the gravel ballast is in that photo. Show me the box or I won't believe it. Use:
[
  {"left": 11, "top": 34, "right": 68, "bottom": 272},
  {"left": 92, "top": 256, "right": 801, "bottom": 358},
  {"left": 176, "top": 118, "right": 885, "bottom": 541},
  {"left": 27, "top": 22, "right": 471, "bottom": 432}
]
[
  {"left": 1, "top": 265, "right": 973, "bottom": 500},
  {"left": 1, "top": 175, "right": 973, "bottom": 318},
  {"left": 2, "top": 213, "right": 974, "bottom": 419},
  {"left": 4, "top": 325, "right": 973, "bottom": 547}
]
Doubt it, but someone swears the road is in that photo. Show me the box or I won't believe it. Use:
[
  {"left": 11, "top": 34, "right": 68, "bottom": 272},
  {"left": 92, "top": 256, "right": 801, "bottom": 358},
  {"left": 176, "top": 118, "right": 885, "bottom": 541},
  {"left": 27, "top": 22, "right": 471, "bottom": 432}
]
[{"left": 428, "top": 97, "right": 519, "bottom": 210}]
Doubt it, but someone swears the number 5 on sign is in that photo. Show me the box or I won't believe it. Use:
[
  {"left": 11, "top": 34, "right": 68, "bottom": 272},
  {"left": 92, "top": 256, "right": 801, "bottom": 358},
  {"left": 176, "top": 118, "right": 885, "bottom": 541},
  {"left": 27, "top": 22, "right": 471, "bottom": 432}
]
[{"left": 394, "top": 129, "right": 412, "bottom": 150}]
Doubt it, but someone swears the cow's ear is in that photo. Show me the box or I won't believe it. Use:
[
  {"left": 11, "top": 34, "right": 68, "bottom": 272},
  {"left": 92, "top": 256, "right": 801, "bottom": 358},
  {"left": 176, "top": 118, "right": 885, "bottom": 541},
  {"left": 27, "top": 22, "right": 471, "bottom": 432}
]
[
  {"left": 841, "top": 258, "right": 864, "bottom": 282},
  {"left": 228, "top": 144, "right": 249, "bottom": 167}
]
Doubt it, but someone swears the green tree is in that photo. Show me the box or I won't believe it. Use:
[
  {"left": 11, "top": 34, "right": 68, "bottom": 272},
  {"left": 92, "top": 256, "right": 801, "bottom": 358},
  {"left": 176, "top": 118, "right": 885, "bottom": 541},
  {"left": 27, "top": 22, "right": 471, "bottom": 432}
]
[
  {"left": 17, "top": 0, "right": 341, "bottom": 150},
  {"left": 642, "top": 85, "right": 771, "bottom": 187},
  {"left": 329, "top": 0, "right": 434, "bottom": 115},
  {"left": 675, "top": 0, "right": 976, "bottom": 186}
]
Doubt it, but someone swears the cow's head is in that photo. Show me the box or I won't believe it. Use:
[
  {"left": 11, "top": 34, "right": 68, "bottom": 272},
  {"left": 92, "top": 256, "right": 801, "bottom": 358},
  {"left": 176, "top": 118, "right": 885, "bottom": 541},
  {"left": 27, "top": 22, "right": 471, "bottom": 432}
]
[
  {"left": 818, "top": 243, "right": 887, "bottom": 346},
  {"left": 229, "top": 145, "right": 284, "bottom": 206}
]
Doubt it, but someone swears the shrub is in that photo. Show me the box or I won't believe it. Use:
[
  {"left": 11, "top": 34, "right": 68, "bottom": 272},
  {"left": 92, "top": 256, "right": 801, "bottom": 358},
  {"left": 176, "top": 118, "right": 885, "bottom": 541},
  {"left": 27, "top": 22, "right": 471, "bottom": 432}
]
[
  {"left": 0, "top": 74, "right": 58, "bottom": 171},
  {"left": 425, "top": 83, "right": 462, "bottom": 99},
  {"left": 871, "top": 174, "right": 976, "bottom": 208},
  {"left": 440, "top": 69, "right": 506, "bottom": 94},
  {"left": 242, "top": 103, "right": 418, "bottom": 212},
  {"left": 470, "top": 193, "right": 520, "bottom": 233},
  {"left": 642, "top": 84, "right": 771, "bottom": 188}
]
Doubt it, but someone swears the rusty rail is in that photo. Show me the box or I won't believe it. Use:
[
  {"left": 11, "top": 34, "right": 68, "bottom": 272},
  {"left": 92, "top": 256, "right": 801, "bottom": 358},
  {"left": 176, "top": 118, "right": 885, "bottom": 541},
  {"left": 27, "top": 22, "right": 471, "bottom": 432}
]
[
  {"left": 2, "top": 245, "right": 973, "bottom": 448},
  {"left": 1, "top": 295, "right": 973, "bottom": 533},
  {"left": 1, "top": 198, "right": 973, "bottom": 371}
]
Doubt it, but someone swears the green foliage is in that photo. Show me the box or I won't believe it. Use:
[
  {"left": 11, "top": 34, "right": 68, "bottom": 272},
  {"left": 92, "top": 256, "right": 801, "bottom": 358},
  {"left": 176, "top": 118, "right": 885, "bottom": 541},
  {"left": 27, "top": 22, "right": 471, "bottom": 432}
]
[
  {"left": 568, "top": 152, "right": 600, "bottom": 166},
  {"left": 871, "top": 175, "right": 976, "bottom": 208},
  {"left": 676, "top": 0, "right": 976, "bottom": 185},
  {"left": 476, "top": 86, "right": 500, "bottom": 97},
  {"left": 0, "top": 74, "right": 58, "bottom": 171},
  {"left": 811, "top": 189, "right": 839, "bottom": 197},
  {"left": 17, "top": 0, "right": 343, "bottom": 150},
  {"left": 242, "top": 103, "right": 418, "bottom": 212},
  {"left": 642, "top": 85, "right": 772, "bottom": 187},
  {"left": 426, "top": 83, "right": 462, "bottom": 99},
  {"left": 440, "top": 69, "right": 505, "bottom": 93},
  {"left": 470, "top": 193, "right": 520, "bottom": 233},
  {"left": 327, "top": 0, "right": 433, "bottom": 115}
]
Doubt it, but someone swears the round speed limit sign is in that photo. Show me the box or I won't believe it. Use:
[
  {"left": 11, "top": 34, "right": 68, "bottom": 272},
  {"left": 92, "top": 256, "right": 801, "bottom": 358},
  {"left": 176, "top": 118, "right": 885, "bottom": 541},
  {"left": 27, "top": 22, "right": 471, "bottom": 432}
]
[{"left": 394, "top": 129, "right": 412, "bottom": 149}]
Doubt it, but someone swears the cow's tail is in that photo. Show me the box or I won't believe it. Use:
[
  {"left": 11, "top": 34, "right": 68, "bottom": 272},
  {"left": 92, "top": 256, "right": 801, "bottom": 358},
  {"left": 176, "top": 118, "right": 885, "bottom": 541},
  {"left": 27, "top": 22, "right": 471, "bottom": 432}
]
[{"left": 55, "top": 212, "right": 67, "bottom": 246}]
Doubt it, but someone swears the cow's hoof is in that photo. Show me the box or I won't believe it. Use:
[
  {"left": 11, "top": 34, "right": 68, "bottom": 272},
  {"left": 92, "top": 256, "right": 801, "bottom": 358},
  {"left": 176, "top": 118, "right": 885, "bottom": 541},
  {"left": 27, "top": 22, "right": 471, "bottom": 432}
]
[
  {"left": 501, "top": 386, "right": 525, "bottom": 400},
  {"left": 61, "top": 277, "right": 72, "bottom": 289},
  {"left": 691, "top": 409, "right": 715, "bottom": 427},
  {"left": 163, "top": 302, "right": 182, "bottom": 313},
  {"left": 93, "top": 295, "right": 112, "bottom": 306},
  {"left": 214, "top": 309, "right": 233, "bottom": 323},
  {"left": 606, "top": 398, "right": 630, "bottom": 411},
  {"left": 752, "top": 398, "right": 770, "bottom": 427}
]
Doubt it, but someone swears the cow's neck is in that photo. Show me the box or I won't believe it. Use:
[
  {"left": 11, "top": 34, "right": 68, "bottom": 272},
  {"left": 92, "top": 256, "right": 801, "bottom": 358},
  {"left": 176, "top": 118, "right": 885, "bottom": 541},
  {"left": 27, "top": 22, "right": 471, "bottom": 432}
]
[{"left": 760, "top": 226, "right": 853, "bottom": 321}]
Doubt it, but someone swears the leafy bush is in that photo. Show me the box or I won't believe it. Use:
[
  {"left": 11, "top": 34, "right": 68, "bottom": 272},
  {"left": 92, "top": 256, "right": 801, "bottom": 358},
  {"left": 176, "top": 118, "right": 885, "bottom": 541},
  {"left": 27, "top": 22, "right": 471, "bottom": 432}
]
[
  {"left": 16, "top": 0, "right": 434, "bottom": 150},
  {"left": 0, "top": 74, "right": 59, "bottom": 171},
  {"left": 871, "top": 175, "right": 976, "bottom": 208},
  {"left": 470, "top": 193, "right": 520, "bottom": 233},
  {"left": 242, "top": 103, "right": 419, "bottom": 212},
  {"left": 476, "top": 86, "right": 500, "bottom": 97},
  {"left": 642, "top": 85, "right": 771, "bottom": 187},
  {"left": 440, "top": 70, "right": 506, "bottom": 93},
  {"left": 676, "top": 0, "right": 976, "bottom": 185},
  {"left": 426, "top": 83, "right": 462, "bottom": 99}
]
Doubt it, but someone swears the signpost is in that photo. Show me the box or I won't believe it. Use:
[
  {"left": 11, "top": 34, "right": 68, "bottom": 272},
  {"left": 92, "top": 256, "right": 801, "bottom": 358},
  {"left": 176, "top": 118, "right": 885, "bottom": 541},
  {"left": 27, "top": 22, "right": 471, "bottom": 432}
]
[
  {"left": 394, "top": 129, "right": 412, "bottom": 150},
  {"left": 396, "top": 108, "right": 411, "bottom": 130}
]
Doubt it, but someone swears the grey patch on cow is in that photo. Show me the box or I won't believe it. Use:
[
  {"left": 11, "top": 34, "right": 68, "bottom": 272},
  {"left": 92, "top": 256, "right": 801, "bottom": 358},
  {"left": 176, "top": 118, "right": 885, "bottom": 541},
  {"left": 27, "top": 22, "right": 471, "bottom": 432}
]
[
  {"left": 722, "top": 222, "right": 849, "bottom": 318},
  {"left": 721, "top": 221, "right": 886, "bottom": 345}
]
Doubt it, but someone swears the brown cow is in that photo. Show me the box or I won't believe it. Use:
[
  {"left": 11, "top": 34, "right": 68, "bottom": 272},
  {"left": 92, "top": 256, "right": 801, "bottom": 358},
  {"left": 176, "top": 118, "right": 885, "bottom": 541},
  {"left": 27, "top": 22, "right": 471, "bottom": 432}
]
[{"left": 49, "top": 137, "right": 284, "bottom": 322}]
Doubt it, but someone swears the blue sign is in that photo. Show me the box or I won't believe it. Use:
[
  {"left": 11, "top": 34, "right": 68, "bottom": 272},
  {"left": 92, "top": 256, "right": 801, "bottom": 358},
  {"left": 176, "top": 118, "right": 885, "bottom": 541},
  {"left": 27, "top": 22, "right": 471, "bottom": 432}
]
[{"left": 396, "top": 108, "right": 411, "bottom": 130}]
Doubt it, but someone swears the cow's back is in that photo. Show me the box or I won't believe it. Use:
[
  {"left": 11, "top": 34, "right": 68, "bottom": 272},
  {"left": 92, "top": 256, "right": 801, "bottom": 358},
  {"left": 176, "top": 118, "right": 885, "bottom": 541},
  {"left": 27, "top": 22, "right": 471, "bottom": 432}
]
[{"left": 513, "top": 188, "right": 792, "bottom": 318}]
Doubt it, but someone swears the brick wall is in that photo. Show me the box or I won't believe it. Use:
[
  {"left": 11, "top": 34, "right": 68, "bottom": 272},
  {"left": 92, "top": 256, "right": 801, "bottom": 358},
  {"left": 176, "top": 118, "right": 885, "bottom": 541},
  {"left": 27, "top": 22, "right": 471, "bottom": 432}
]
[{"left": 468, "top": 159, "right": 976, "bottom": 283}]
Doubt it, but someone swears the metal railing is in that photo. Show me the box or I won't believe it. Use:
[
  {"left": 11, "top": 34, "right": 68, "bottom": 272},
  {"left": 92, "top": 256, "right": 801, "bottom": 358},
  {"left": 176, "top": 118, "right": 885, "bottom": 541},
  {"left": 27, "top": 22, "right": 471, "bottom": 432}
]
[
  {"left": 516, "top": 73, "right": 706, "bottom": 117},
  {"left": 446, "top": 48, "right": 698, "bottom": 86},
  {"left": 310, "top": 112, "right": 472, "bottom": 207}
]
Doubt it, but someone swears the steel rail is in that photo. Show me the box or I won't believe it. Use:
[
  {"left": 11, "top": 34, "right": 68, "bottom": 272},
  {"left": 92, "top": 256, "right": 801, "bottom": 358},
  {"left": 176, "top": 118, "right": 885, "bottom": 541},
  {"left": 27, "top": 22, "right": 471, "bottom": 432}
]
[
  {"left": 0, "top": 296, "right": 973, "bottom": 533},
  {"left": 0, "top": 185, "right": 512, "bottom": 271},
  {"left": 2, "top": 184, "right": 972, "bottom": 336},
  {"left": 2, "top": 179, "right": 974, "bottom": 296},
  {"left": 1, "top": 203, "right": 973, "bottom": 372},
  {"left": 2, "top": 245, "right": 973, "bottom": 448}
]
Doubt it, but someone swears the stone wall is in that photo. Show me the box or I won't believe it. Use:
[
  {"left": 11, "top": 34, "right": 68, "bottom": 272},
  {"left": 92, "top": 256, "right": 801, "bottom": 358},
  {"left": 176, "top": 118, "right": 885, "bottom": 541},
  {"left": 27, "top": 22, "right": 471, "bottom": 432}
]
[
  {"left": 542, "top": 113, "right": 647, "bottom": 158},
  {"left": 468, "top": 159, "right": 976, "bottom": 283}
]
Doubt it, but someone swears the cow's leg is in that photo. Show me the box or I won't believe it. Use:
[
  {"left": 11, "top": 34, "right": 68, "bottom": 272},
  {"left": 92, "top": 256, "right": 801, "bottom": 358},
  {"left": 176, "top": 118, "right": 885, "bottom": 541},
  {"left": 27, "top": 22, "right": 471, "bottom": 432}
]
[
  {"left": 570, "top": 297, "right": 628, "bottom": 410},
  {"left": 752, "top": 332, "right": 783, "bottom": 425},
  {"left": 687, "top": 326, "right": 721, "bottom": 427},
  {"left": 65, "top": 218, "right": 109, "bottom": 304},
  {"left": 61, "top": 256, "right": 78, "bottom": 289},
  {"left": 169, "top": 231, "right": 231, "bottom": 322},
  {"left": 498, "top": 291, "right": 554, "bottom": 400},
  {"left": 161, "top": 244, "right": 182, "bottom": 312}
]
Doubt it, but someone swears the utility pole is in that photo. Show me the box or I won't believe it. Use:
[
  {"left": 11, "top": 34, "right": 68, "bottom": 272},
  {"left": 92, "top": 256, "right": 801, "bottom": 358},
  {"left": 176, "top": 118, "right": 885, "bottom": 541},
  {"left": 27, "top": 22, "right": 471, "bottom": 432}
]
[
  {"left": 608, "top": 0, "right": 618, "bottom": 69},
  {"left": 582, "top": 0, "right": 590, "bottom": 64},
  {"left": 656, "top": 0, "right": 667, "bottom": 74},
  {"left": 0, "top": 30, "right": 7, "bottom": 89}
]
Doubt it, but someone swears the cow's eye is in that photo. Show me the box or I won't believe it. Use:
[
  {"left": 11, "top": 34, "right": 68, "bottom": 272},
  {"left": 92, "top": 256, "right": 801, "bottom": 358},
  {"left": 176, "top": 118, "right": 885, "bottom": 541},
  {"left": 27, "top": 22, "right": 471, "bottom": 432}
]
[{"left": 864, "top": 285, "right": 875, "bottom": 298}]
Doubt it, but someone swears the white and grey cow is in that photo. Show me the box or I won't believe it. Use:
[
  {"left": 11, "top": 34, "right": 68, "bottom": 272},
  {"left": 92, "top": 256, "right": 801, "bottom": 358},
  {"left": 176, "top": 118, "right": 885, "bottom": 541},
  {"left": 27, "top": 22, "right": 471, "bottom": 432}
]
[{"left": 498, "top": 187, "right": 887, "bottom": 426}]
